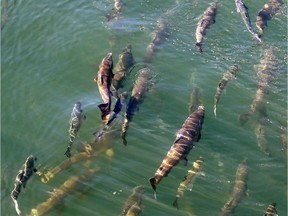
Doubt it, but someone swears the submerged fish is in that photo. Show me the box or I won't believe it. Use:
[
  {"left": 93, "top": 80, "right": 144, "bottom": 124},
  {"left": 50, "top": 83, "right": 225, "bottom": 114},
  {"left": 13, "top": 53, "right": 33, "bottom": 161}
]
[
  {"left": 11, "top": 155, "right": 38, "bottom": 216},
  {"left": 144, "top": 11, "right": 170, "bottom": 63},
  {"left": 189, "top": 86, "right": 201, "bottom": 114},
  {"left": 173, "top": 156, "right": 204, "bottom": 210},
  {"left": 240, "top": 47, "right": 278, "bottom": 125},
  {"left": 195, "top": 1, "right": 217, "bottom": 53},
  {"left": 105, "top": 0, "right": 125, "bottom": 21},
  {"left": 121, "top": 67, "right": 152, "bottom": 145},
  {"left": 219, "top": 159, "right": 248, "bottom": 216},
  {"left": 111, "top": 45, "right": 135, "bottom": 98},
  {"left": 149, "top": 105, "right": 205, "bottom": 196},
  {"left": 94, "top": 52, "right": 114, "bottom": 122},
  {"left": 256, "top": 0, "right": 284, "bottom": 37},
  {"left": 65, "top": 102, "right": 86, "bottom": 158},
  {"left": 254, "top": 116, "right": 270, "bottom": 156},
  {"left": 214, "top": 64, "right": 240, "bottom": 117},
  {"left": 235, "top": 0, "right": 262, "bottom": 43},
  {"left": 264, "top": 202, "right": 278, "bottom": 216},
  {"left": 122, "top": 186, "right": 145, "bottom": 216}
]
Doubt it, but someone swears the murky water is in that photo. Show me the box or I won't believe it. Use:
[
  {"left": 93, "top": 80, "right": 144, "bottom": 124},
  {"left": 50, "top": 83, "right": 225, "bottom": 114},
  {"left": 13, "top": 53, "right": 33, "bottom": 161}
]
[{"left": 1, "top": 0, "right": 287, "bottom": 215}]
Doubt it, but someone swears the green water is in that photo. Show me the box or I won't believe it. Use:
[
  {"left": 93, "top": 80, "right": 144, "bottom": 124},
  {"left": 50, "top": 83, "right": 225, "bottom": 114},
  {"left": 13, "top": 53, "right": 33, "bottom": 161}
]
[{"left": 1, "top": 0, "right": 287, "bottom": 215}]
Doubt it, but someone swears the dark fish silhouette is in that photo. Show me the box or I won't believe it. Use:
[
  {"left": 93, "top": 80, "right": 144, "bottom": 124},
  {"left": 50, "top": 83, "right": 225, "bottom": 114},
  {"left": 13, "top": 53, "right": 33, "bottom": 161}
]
[
  {"left": 173, "top": 156, "right": 204, "bottom": 210},
  {"left": 111, "top": 45, "right": 135, "bottom": 98},
  {"left": 94, "top": 52, "right": 114, "bottom": 122},
  {"left": 65, "top": 101, "right": 86, "bottom": 158},
  {"left": 240, "top": 47, "right": 278, "bottom": 125},
  {"left": 219, "top": 159, "right": 248, "bottom": 216},
  {"left": 256, "top": 0, "right": 284, "bottom": 37},
  {"left": 235, "top": 0, "right": 262, "bottom": 43},
  {"left": 144, "top": 11, "right": 170, "bottom": 63},
  {"left": 122, "top": 186, "right": 145, "bottom": 216},
  {"left": 254, "top": 116, "right": 270, "bottom": 156},
  {"left": 105, "top": 0, "right": 125, "bottom": 21},
  {"left": 11, "top": 155, "right": 38, "bottom": 216},
  {"left": 264, "top": 202, "right": 278, "bottom": 216},
  {"left": 149, "top": 106, "right": 205, "bottom": 196},
  {"left": 121, "top": 67, "right": 152, "bottom": 145},
  {"left": 195, "top": 1, "right": 217, "bottom": 53},
  {"left": 214, "top": 64, "right": 240, "bottom": 117}
]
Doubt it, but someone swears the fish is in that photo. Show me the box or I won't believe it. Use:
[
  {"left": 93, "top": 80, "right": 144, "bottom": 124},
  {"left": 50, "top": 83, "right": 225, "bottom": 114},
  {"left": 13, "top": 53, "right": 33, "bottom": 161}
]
[
  {"left": 144, "top": 11, "right": 170, "bottom": 63},
  {"left": 219, "top": 159, "right": 248, "bottom": 216},
  {"left": 214, "top": 64, "right": 240, "bottom": 117},
  {"left": 94, "top": 52, "right": 114, "bottom": 122},
  {"left": 235, "top": 0, "right": 263, "bottom": 43},
  {"left": 121, "top": 67, "right": 152, "bottom": 145},
  {"left": 149, "top": 105, "right": 205, "bottom": 196},
  {"left": 254, "top": 116, "right": 270, "bottom": 156},
  {"left": 189, "top": 86, "right": 201, "bottom": 114},
  {"left": 240, "top": 47, "right": 278, "bottom": 125},
  {"left": 122, "top": 186, "right": 145, "bottom": 216},
  {"left": 256, "top": 0, "right": 284, "bottom": 37},
  {"left": 173, "top": 156, "right": 204, "bottom": 210},
  {"left": 31, "top": 167, "right": 99, "bottom": 216},
  {"left": 65, "top": 101, "right": 86, "bottom": 158},
  {"left": 264, "top": 202, "right": 278, "bottom": 216},
  {"left": 195, "top": 1, "right": 217, "bottom": 53},
  {"left": 111, "top": 45, "right": 135, "bottom": 98},
  {"left": 105, "top": 0, "right": 125, "bottom": 21},
  {"left": 11, "top": 155, "right": 38, "bottom": 216}
]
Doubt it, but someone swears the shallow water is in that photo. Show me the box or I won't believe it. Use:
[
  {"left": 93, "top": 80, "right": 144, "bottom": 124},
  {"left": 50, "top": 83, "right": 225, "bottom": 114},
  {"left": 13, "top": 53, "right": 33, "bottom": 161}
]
[{"left": 1, "top": 0, "right": 287, "bottom": 215}]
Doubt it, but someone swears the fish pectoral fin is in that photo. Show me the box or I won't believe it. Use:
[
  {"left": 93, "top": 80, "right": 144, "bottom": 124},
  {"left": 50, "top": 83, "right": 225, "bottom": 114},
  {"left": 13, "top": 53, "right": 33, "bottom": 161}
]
[
  {"left": 196, "top": 132, "right": 201, "bottom": 142},
  {"left": 33, "top": 168, "right": 38, "bottom": 172}
]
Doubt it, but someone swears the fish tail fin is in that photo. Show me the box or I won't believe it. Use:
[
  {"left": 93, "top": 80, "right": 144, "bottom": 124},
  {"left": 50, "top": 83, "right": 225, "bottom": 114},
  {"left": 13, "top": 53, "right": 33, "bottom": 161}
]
[
  {"left": 239, "top": 113, "right": 251, "bottom": 126},
  {"left": 98, "top": 103, "right": 110, "bottom": 120},
  {"left": 149, "top": 177, "right": 157, "bottom": 198},
  {"left": 11, "top": 197, "right": 22, "bottom": 216},
  {"left": 214, "top": 104, "right": 217, "bottom": 117},
  {"left": 195, "top": 42, "right": 203, "bottom": 53},
  {"left": 121, "top": 116, "right": 129, "bottom": 146},
  {"left": 173, "top": 198, "right": 179, "bottom": 210}
]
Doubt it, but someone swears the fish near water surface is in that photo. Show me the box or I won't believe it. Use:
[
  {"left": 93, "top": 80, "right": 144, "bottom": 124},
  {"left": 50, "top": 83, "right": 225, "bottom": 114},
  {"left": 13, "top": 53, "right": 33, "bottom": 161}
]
[
  {"left": 111, "top": 45, "right": 135, "bottom": 98},
  {"left": 65, "top": 101, "right": 86, "bottom": 158},
  {"left": 173, "top": 156, "right": 204, "bottom": 210},
  {"left": 254, "top": 116, "right": 270, "bottom": 156},
  {"left": 264, "top": 202, "right": 278, "bottom": 216},
  {"left": 219, "top": 159, "right": 248, "bottom": 216},
  {"left": 122, "top": 186, "right": 145, "bottom": 216},
  {"left": 149, "top": 105, "right": 205, "bottom": 196},
  {"left": 256, "top": 0, "right": 284, "bottom": 37},
  {"left": 214, "top": 64, "right": 240, "bottom": 117},
  {"left": 239, "top": 47, "right": 278, "bottom": 125},
  {"left": 195, "top": 1, "right": 217, "bottom": 53},
  {"left": 105, "top": 0, "right": 125, "bottom": 21},
  {"left": 94, "top": 52, "right": 114, "bottom": 122},
  {"left": 235, "top": 0, "right": 263, "bottom": 43},
  {"left": 121, "top": 67, "right": 152, "bottom": 145},
  {"left": 11, "top": 155, "right": 38, "bottom": 216}
]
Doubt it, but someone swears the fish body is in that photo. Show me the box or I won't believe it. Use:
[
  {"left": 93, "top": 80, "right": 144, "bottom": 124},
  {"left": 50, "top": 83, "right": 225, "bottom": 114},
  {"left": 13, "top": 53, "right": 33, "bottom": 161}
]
[
  {"left": 149, "top": 106, "right": 205, "bottom": 194},
  {"left": 195, "top": 2, "right": 217, "bottom": 53},
  {"left": 173, "top": 156, "right": 204, "bottom": 209},
  {"left": 254, "top": 116, "right": 270, "bottom": 156},
  {"left": 11, "top": 155, "right": 37, "bottom": 216},
  {"left": 122, "top": 186, "right": 144, "bottom": 216},
  {"left": 111, "top": 45, "right": 135, "bottom": 97},
  {"left": 94, "top": 52, "right": 114, "bottom": 122},
  {"left": 219, "top": 159, "right": 248, "bottom": 216},
  {"left": 264, "top": 202, "right": 278, "bottom": 216},
  {"left": 65, "top": 102, "right": 86, "bottom": 157},
  {"left": 105, "top": 0, "right": 125, "bottom": 21},
  {"left": 214, "top": 64, "right": 240, "bottom": 117},
  {"left": 256, "top": 0, "right": 284, "bottom": 37},
  {"left": 235, "top": 0, "right": 262, "bottom": 43},
  {"left": 189, "top": 87, "right": 201, "bottom": 114},
  {"left": 144, "top": 12, "right": 170, "bottom": 63},
  {"left": 240, "top": 47, "right": 278, "bottom": 125},
  {"left": 121, "top": 67, "right": 152, "bottom": 145}
]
